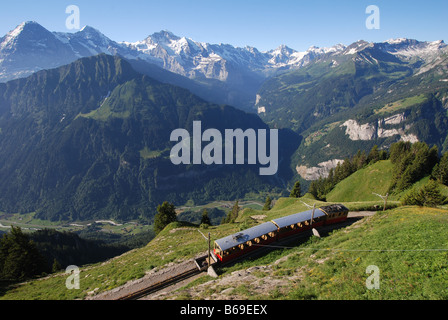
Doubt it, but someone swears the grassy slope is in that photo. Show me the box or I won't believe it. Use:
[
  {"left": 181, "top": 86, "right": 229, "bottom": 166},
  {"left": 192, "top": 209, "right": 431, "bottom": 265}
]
[
  {"left": 1, "top": 160, "right": 447, "bottom": 300},
  {"left": 2, "top": 193, "right": 448, "bottom": 300},
  {"left": 278, "top": 206, "right": 448, "bottom": 300},
  {"left": 0, "top": 199, "right": 327, "bottom": 300},
  {"left": 326, "top": 159, "right": 448, "bottom": 204},
  {"left": 326, "top": 160, "right": 395, "bottom": 202},
  {"left": 174, "top": 206, "right": 448, "bottom": 300}
]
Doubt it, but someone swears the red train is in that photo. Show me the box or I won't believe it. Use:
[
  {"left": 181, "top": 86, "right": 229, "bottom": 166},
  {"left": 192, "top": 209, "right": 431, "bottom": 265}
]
[{"left": 213, "top": 204, "right": 349, "bottom": 264}]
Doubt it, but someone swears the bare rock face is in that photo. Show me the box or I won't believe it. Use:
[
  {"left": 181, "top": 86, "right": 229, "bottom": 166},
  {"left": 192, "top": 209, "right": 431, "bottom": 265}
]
[
  {"left": 340, "top": 114, "right": 419, "bottom": 143},
  {"left": 341, "top": 119, "right": 376, "bottom": 141},
  {"left": 296, "top": 159, "right": 344, "bottom": 181}
]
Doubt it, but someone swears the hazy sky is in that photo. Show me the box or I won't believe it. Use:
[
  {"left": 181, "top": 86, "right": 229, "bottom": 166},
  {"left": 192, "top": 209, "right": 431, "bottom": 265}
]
[{"left": 0, "top": 0, "right": 447, "bottom": 51}]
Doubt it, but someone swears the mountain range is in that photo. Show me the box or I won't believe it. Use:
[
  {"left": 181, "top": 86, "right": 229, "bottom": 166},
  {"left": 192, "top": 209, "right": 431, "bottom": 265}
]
[
  {"left": 0, "top": 21, "right": 348, "bottom": 110},
  {"left": 256, "top": 38, "right": 448, "bottom": 179},
  {"left": 1, "top": 21, "right": 448, "bottom": 221},
  {"left": 0, "top": 21, "right": 347, "bottom": 80},
  {"left": 0, "top": 53, "right": 299, "bottom": 221}
]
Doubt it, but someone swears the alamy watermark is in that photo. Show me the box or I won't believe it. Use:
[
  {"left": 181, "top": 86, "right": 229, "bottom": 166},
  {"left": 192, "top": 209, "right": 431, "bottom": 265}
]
[
  {"left": 366, "top": 5, "right": 380, "bottom": 30},
  {"left": 66, "top": 5, "right": 80, "bottom": 30},
  {"left": 66, "top": 265, "right": 80, "bottom": 290},
  {"left": 170, "top": 121, "right": 279, "bottom": 176},
  {"left": 366, "top": 265, "right": 380, "bottom": 290}
]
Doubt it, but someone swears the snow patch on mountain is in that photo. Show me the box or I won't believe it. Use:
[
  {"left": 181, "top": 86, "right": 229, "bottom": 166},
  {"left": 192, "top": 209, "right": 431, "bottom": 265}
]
[{"left": 0, "top": 21, "right": 447, "bottom": 92}]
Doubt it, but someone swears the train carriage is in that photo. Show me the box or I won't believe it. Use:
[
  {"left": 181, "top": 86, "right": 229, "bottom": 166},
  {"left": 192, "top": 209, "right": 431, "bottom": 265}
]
[
  {"left": 320, "top": 204, "right": 349, "bottom": 225},
  {"left": 213, "top": 222, "right": 278, "bottom": 263},
  {"left": 213, "top": 204, "right": 349, "bottom": 265},
  {"left": 272, "top": 208, "right": 327, "bottom": 240}
]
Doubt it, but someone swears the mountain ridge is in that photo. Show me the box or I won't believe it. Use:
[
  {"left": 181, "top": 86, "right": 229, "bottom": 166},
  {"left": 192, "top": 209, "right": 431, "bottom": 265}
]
[
  {"left": 0, "top": 53, "right": 295, "bottom": 221},
  {"left": 2, "top": 21, "right": 445, "bottom": 112}
]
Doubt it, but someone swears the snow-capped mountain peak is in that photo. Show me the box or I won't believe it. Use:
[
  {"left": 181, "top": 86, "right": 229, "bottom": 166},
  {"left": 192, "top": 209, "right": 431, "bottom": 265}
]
[
  {"left": 1, "top": 22, "right": 447, "bottom": 90},
  {"left": 385, "top": 38, "right": 409, "bottom": 45},
  {"left": 78, "top": 25, "right": 106, "bottom": 38},
  {"left": 378, "top": 38, "right": 447, "bottom": 61},
  {"left": 74, "top": 25, "right": 115, "bottom": 48},
  {"left": 146, "top": 30, "right": 180, "bottom": 44},
  {"left": 0, "top": 21, "right": 51, "bottom": 51}
]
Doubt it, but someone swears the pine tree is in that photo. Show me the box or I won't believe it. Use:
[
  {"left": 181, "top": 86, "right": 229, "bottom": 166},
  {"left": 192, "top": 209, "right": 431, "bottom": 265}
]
[
  {"left": 421, "top": 180, "right": 445, "bottom": 207},
  {"left": 223, "top": 201, "right": 240, "bottom": 224},
  {"left": 200, "top": 209, "right": 212, "bottom": 226},
  {"left": 263, "top": 196, "right": 272, "bottom": 211},
  {"left": 367, "top": 145, "right": 380, "bottom": 164},
  {"left": 435, "top": 152, "right": 448, "bottom": 185},
  {"left": 52, "top": 259, "right": 62, "bottom": 273},
  {"left": 154, "top": 201, "right": 177, "bottom": 234},
  {"left": 290, "top": 181, "right": 301, "bottom": 198},
  {"left": 0, "top": 226, "right": 47, "bottom": 280},
  {"left": 401, "top": 180, "right": 445, "bottom": 207}
]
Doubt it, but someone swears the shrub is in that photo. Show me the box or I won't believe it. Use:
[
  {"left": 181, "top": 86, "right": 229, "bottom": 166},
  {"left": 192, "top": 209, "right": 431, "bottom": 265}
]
[{"left": 401, "top": 180, "right": 446, "bottom": 207}]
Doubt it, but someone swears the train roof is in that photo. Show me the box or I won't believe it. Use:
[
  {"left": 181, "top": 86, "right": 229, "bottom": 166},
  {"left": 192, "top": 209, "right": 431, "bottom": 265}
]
[
  {"left": 320, "top": 204, "right": 349, "bottom": 215},
  {"left": 271, "top": 208, "right": 326, "bottom": 229},
  {"left": 214, "top": 204, "right": 349, "bottom": 252},
  {"left": 214, "top": 222, "right": 278, "bottom": 252}
]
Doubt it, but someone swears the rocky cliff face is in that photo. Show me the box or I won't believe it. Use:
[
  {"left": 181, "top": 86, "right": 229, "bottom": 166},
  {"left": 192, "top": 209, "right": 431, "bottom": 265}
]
[
  {"left": 296, "top": 159, "right": 344, "bottom": 181},
  {"left": 341, "top": 113, "right": 419, "bottom": 143}
]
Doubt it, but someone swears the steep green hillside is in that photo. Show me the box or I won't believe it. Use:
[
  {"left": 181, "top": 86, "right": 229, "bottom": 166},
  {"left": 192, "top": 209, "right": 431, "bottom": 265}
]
[
  {"left": 326, "top": 160, "right": 394, "bottom": 202},
  {"left": 207, "top": 206, "right": 448, "bottom": 300}
]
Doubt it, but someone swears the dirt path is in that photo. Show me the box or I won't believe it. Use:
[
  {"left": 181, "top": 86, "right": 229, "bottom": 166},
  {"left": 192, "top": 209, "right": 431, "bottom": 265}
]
[{"left": 348, "top": 211, "right": 377, "bottom": 218}]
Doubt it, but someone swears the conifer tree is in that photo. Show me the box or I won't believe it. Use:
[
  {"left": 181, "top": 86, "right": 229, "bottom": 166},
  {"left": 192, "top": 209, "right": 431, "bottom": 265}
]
[
  {"left": 367, "top": 145, "right": 380, "bottom": 164},
  {"left": 52, "top": 259, "right": 62, "bottom": 273},
  {"left": 0, "top": 226, "right": 47, "bottom": 280},
  {"left": 223, "top": 201, "right": 240, "bottom": 224},
  {"left": 154, "top": 201, "right": 177, "bottom": 234},
  {"left": 290, "top": 181, "right": 301, "bottom": 198},
  {"left": 434, "top": 152, "right": 448, "bottom": 185},
  {"left": 401, "top": 180, "right": 445, "bottom": 207},
  {"left": 263, "top": 196, "right": 272, "bottom": 211},
  {"left": 200, "top": 209, "right": 212, "bottom": 226}
]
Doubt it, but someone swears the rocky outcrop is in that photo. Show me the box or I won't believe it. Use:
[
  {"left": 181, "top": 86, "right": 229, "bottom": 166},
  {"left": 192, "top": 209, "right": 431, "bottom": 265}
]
[
  {"left": 340, "top": 113, "right": 418, "bottom": 143},
  {"left": 296, "top": 159, "right": 344, "bottom": 181}
]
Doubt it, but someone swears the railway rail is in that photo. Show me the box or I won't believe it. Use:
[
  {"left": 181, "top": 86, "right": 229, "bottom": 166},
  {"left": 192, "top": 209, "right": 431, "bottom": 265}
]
[
  {"left": 113, "top": 255, "right": 211, "bottom": 300},
  {"left": 117, "top": 267, "right": 202, "bottom": 300},
  {"left": 110, "top": 211, "right": 368, "bottom": 300}
]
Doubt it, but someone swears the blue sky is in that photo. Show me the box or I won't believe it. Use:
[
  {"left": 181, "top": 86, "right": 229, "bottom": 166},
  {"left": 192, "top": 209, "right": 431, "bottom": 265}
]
[{"left": 0, "top": 0, "right": 447, "bottom": 51}]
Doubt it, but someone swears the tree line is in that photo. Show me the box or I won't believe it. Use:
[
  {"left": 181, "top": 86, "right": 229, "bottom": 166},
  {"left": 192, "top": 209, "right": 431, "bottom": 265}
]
[
  {"left": 0, "top": 227, "right": 130, "bottom": 283},
  {"left": 308, "top": 145, "right": 388, "bottom": 201},
  {"left": 306, "top": 141, "right": 448, "bottom": 207}
]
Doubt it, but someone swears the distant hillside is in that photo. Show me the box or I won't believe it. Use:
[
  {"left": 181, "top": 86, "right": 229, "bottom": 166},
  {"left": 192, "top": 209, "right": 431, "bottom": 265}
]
[
  {"left": 0, "top": 54, "right": 297, "bottom": 222},
  {"left": 256, "top": 39, "right": 448, "bottom": 176}
]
